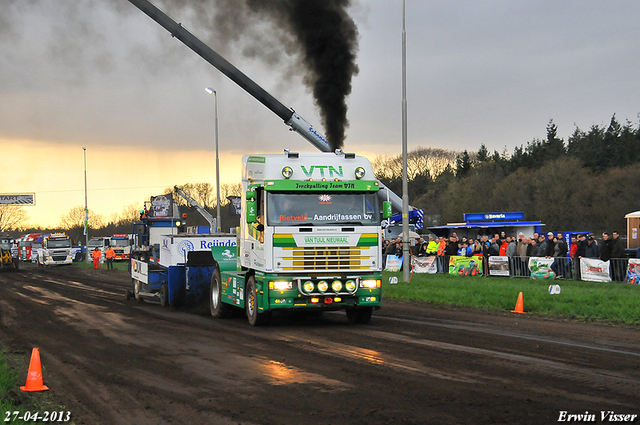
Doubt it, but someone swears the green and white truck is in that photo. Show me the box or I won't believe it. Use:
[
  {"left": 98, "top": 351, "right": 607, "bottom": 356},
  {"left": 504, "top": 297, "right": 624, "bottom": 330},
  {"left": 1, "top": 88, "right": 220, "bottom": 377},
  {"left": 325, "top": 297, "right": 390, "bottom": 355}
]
[{"left": 210, "top": 150, "right": 384, "bottom": 325}]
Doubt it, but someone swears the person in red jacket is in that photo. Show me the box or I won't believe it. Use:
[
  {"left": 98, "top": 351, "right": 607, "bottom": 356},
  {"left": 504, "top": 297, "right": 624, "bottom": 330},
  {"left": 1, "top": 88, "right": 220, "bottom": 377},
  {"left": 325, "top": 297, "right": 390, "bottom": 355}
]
[
  {"left": 105, "top": 245, "right": 116, "bottom": 270},
  {"left": 91, "top": 247, "right": 101, "bottom": 269}
]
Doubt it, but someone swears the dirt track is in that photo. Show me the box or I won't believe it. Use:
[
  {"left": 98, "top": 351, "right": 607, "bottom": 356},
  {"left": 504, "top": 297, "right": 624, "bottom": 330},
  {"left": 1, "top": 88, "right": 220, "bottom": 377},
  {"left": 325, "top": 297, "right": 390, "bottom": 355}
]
[{"left": 1, "top": 266, "right": 639, "bottom": 425}]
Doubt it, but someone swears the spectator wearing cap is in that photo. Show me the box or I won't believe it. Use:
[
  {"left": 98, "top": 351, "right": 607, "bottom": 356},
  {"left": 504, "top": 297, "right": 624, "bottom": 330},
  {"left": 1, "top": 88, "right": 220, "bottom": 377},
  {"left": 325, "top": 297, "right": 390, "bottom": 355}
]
[
  {"left": 499, "top": 237, "right": 508, "bottom": 256},
  {"left": 544, "top": 232, "right": 556, "bottom": 257},
  {"left": 583, "top": 235, "right": 600, "bottom": 259},
  {"left": 537, "top": 234, "right": 548, "bottom": 257}
]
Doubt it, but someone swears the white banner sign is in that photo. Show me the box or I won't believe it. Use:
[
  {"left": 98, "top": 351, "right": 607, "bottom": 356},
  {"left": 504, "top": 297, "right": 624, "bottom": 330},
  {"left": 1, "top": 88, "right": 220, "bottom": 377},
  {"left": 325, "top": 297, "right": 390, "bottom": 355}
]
[
  {"left": 528, "top": 257, "right": 556, "bottom": 280},
  {"left": 580, "top": 258, "right": 611, "bottom": 282},
  {"left": 488, "top": 256, "right": 509, "bottom": 276},
  {"left": 385, "top": 255, "right": 403, "bottom": 272},
  {"left": 411, "top": 256, "right": 437, "bottom": 274}
]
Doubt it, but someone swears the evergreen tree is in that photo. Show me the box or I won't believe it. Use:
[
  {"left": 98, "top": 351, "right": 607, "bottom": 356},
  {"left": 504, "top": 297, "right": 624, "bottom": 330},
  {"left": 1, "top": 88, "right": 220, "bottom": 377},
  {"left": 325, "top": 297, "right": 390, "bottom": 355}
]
[{"left": 455, "top": 150, "right": 472, "bottom": 178}]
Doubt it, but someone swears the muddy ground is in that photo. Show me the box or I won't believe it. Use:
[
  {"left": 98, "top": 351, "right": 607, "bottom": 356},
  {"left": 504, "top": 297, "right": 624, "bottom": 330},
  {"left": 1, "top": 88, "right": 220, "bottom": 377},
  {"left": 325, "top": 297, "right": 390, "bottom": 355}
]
[{"left": 0, "top": 266, "right": 638, "bottom": 425}]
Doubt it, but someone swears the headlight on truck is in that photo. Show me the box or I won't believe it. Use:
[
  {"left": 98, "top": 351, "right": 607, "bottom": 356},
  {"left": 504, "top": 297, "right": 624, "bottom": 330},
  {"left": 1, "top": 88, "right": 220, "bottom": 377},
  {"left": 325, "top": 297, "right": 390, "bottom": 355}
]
[
  {"left": 345, "top": 280, "right": 357, "bottom": 292},
  {"left": 360, "top": 279, "right": 381, "bottom": 289},
  {"left": 317, "top": 280, "right": 328, "bottom": 293},
  {"left": 331, "top": 280, "right": 343, "bottom": 292},
  {"left": 302, "top": 281, "right": 315, "bottom": 293},
  {"left": 269, "top": 281, "right": 293, "bottom": 291}
]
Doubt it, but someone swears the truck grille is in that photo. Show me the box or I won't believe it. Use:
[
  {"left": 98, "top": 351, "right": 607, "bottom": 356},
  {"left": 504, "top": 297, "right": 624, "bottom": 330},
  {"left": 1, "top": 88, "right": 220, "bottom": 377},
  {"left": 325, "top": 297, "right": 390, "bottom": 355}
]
[
  {"left": 52, "top": 254, "right": 68, "bottom": 261},
  {"left": 275, "top": 246, "right": 378, "bottom": 272}
]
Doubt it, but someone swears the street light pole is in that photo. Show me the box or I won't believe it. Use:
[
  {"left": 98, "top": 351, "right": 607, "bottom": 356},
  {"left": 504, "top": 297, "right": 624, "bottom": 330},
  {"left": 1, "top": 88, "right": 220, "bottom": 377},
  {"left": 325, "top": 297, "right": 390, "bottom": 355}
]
[
  {"left": 83, "top": 147, "right": 90, "bottom": 263},
  {"left": 401, "top": 0, "right": 410, "bottom": 282},
  {"left": 205, "top": 87, "right": 222, "bottom": 233}
]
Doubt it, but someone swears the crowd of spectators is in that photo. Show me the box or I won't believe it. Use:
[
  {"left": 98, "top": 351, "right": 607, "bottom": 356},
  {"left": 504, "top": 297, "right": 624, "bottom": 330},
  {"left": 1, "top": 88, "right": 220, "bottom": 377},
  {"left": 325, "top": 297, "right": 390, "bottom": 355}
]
[{"left": 381, "top": 229, "right": 630, "bottom": 279}]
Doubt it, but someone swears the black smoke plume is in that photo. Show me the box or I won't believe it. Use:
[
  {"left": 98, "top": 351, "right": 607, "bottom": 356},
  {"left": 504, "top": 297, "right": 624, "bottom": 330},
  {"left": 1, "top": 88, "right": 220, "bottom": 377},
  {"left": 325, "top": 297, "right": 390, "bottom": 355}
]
[
  {"left": 190, "top": 0, "right": 360, "bottom": 150},
  {"left": 252, "top": 0, "right": 360, "bottom": 150}
]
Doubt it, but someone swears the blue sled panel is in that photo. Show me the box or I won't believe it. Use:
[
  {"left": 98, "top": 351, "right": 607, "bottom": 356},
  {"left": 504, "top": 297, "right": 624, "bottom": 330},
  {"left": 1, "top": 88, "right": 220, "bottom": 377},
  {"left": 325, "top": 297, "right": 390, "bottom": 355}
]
[{"left": 185, "top": 266, "right": 215, "bottom": 305}]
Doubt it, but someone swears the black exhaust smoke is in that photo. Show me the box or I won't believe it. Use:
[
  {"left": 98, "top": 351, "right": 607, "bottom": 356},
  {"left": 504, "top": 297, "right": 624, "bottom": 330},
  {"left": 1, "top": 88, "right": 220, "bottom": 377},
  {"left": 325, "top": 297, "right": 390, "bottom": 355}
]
[
  {"left": 199, "top": 0, "right": 360, "bottom": 150},
  {"left": 254, "top": 0, "right": 360, "bottom": 151}
]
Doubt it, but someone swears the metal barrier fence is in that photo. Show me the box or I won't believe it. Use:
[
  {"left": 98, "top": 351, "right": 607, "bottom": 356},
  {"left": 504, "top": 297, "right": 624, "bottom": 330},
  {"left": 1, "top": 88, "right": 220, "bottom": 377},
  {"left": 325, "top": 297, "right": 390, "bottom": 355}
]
[{"left": 405, "top": 255, "right": 633, "bottom": 282}]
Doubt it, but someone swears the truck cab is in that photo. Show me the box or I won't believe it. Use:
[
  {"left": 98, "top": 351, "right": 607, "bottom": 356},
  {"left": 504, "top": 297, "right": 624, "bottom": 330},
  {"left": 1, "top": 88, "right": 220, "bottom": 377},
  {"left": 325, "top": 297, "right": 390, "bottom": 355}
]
[
  {"left": 110, "top": 234, "right": 131, "bottom": 260},
  {"left": 212, "top": 150, "right": 383, "bottom": 325},
  {"left": 38, "top": 233, "right": 73, "bottom": 266},
  {"left": 87, "top": 237, "right": 110, "bottom": 260}
]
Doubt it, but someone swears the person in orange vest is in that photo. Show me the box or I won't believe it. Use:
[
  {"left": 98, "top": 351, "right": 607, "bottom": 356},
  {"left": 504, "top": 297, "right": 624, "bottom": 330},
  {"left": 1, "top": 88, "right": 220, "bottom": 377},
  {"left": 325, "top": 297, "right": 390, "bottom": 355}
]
[
  {"left": 105, "top": 245, "right": 116, "bottom": 270},
  {"left": 91, "top": 247, "right": 101, "bottom": 269}
]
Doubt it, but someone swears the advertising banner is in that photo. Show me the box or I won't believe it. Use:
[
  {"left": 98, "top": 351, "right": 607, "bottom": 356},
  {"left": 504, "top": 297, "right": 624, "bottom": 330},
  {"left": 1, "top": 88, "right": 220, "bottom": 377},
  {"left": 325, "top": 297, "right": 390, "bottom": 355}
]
[
  {"left": 412, "top": 256, "right": 437, "bottom": 274},
  {"left": 528, "top": 257, "right": 556, "bottom": 280},
  {"left": 448, "top": 256, "right": 483, "bottom": 276},
  {"left": 579, "top": 258, "right": 612, "bottom": 282},
  {"left": 488, "top": 256, "right": 509, "bottom": 276},
  {"left": 625, "top": 259, "right": 640, "bottom": 284},
  {"left": 385, "top": 255, "right": 403, "bottom": 272}
]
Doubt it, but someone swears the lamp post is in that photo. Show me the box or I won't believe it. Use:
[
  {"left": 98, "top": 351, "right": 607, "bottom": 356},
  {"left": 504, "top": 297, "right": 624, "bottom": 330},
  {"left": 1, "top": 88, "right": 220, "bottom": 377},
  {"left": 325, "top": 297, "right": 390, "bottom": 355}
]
[
  {"left": 83, "top": 147, "right": 89, "bottom": 263},
  {"left": 401, "top": 0, "right": 410, "bottom": 282},
  {"left": 204, "top": 87, "right": 222, "bottom": 233}
]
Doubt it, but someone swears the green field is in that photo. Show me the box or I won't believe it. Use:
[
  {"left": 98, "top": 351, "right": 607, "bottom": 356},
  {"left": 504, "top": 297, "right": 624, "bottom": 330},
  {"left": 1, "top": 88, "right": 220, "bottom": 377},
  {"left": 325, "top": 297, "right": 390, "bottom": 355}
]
[{"left": 382, "top": 271, "right": 640, "bottom": 325}]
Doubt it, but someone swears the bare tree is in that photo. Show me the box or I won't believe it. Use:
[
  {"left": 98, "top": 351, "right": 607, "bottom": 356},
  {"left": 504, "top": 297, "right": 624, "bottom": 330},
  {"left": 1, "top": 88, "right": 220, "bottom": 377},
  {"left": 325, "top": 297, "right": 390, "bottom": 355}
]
[
  {"left": 372, "top": 147, "right": 457, "bottom": 181},
  {"left": 220, "top": 183, "right": 242, "bottom": 206},
  {"left": 59, "top": 205, "right": 105, "bottom": 230},
  {"left": 0, "top": 205, "right": 29, "bottom": 232}
]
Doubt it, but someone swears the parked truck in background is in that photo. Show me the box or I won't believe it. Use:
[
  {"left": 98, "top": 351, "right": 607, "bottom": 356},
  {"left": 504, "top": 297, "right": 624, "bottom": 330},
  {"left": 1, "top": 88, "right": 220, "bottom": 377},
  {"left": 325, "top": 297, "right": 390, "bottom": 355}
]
[
  {"left": 17, "top": 234, "right": 43, "bottom": 263},
  {"left": 37, "top": 233, "right": 74, "bottom": 266},
  {"left": 87, "top": 237, "right": 110, "bottom": 261},
  {"left": 210, "top": 150, "right": 383, "bottom": 326},
  {"left": 110, "top": 234, "right": 131, "bottom": 260}
]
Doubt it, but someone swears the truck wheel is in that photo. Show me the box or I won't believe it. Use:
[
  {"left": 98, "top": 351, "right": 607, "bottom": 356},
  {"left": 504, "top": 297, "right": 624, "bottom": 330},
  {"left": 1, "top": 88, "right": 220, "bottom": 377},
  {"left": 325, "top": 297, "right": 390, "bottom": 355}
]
[
  {"left": 133, "top": 279, "right": 144, "bottom": 304},
  {"left": 210, "top": 269, "right": 232, "bottom": 318},
  {"left": 159, "top": 283, "right": 169, "bottom": 307},
  {"left": 346, "top": 307, "right": 373, "bottom": 324},
  {"left": 246, "top": 276, "right": 270, "bottom": 326}
]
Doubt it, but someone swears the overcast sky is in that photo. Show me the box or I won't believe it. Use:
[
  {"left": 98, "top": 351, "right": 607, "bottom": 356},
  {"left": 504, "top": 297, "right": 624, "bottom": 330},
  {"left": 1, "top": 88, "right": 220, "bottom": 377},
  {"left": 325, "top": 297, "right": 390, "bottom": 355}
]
[{"left": 2, "top": 0, "right": 639, "bottom": 228}]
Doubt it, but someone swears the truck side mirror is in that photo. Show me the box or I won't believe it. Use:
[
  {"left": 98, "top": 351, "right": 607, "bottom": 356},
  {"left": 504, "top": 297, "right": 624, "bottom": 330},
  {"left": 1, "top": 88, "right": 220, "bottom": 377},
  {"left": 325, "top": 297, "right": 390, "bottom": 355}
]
[
  {"left": 246, "top": 191, "right": 257, "bottom": 224},
  {"left": 383, "top": 201, "right": 393, "bottom": 219}
]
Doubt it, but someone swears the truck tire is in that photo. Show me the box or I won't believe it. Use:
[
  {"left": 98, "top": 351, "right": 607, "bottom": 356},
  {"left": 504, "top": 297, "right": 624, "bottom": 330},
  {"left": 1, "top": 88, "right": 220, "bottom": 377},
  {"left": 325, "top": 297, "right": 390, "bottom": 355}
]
[
  {"left": 210, "top": 269, "right": 232, "bottom": 318},
  {"left": 246, "top": 276, "right": 270, "bottom": 326},
  {"left": 159, "top": 283, "right": 169, "bottom": 307},
  {"left": 133, "top": 279, "right": 144, "bottom": 304},
  {"left": 346, "top": 307, "right": 373, "bottom": 324}
]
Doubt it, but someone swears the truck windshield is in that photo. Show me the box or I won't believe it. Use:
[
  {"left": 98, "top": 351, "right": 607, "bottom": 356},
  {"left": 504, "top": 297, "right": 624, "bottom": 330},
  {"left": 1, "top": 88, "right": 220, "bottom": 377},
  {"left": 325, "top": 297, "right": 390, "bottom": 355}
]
[
  {"left": 88, "top": 240, "right": 103, "bottom": 249},
  {"left": 48, "top": 239, "right": 71, "bottom": 249},
  {"left": 111, "top": 239, "right": 129, "bottom": 247},
  {"left": 267, "top": 192, "right": 379, "bottom": 226},
  {"left": 0, "top": 240, "right": 10, "bottom": 250}
]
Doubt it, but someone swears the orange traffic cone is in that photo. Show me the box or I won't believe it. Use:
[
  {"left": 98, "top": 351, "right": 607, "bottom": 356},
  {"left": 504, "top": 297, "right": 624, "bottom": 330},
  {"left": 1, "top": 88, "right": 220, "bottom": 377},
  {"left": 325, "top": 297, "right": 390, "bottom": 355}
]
[
  {"left": 20, "top": 348, "right": 49, "bottom": 392},
  {"left": 510, "top": 292, "right": 526, "bottom": 314}
]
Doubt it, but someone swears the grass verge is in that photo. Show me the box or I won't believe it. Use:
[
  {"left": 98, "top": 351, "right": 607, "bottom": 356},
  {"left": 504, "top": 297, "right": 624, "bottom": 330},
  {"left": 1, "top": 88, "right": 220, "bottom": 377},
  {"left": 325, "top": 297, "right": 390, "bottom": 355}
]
[{"left": 382, "top": 271, "right": 640, "bottom": 325}]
